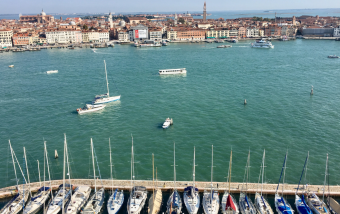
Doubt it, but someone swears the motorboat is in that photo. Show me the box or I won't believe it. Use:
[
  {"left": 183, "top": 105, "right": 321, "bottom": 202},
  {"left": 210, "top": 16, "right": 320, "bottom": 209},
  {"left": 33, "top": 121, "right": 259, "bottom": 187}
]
[
  {"left": 215, "top": 40, "right": 224, "bottom": 43},
  {"left": 251, "top": 40, "right": 274, "bottom": 48},
  {"left": 162, "top": 118, "right": 173, "bottom": 129},
  {"left": 232, "top": 39, "right": 238, "bottom": 43},
  {"left": 46, "top": 70, "right": 58, "bottom": 74},
  {"left": 328, "top": 55, "right": 339, "bottom": 58},
  {"left": 217, "top": 45, "right": 232, "bottom": 48},
  {"left": 92, "top": 60, "right": 121, "bottom": 105},
  {"left": 8, "top": 65, "right": 14, "bottom": 68},
  {"left": 46, "top": 185, "right": 73, "bottom": 214},
  {"left": 24, "top": 187, "right": 51, "bottom": 214},
  {"left": 77, "top": 104, "right": 105, "bottom": 114},
  {"left": 162, "top": 41, "right": 168, "bottom": 46},
  {"left": 140, "top": 40, "right": 161, "bottom": 47},
  {"left": 107, "top": 189, "right": 124, "bottom": 214},
  {"left": 159, "top": 68, "right": 187, "bottom": 75},
  {"left": 65, "top": 186, "right": 91, "bottom": 214}
]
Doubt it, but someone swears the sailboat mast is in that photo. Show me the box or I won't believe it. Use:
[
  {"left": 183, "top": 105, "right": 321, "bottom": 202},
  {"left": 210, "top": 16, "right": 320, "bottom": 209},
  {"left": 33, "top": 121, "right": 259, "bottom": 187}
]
[
  {"left": 37, "top": 160, "right": 41, "bottom": 187},
  {"left": 211, "top": 145, "right": 213, "bottom": 198},
  {"left": 45, "top": 142, "right": 53, "bottom": 200},
  {"left": 323, "top": 154, "right": 328, "bottom": 202},
  {"left": 23, "top": 147, "right": 32, "bottom": 198},
  {"left": 174, "top": 143, "right": 176, "bottom": 189},
  {"left": 104, "top": 60, "right": 109, "bottom": 97},
  {"left": 296, "top": 155, "right": 308, "bottom": 195},
  {"left": 193, "top": 147, "right": 196, "bottom": 189},
  {"left": 9, "top": 141, "right": 19, "bottom": 189},
  {"left": 132, "top": 136, "right": 135, "bottom": 190},
  {"left": 246, "top": 151, "right": 250, "bottom": 193},
  {"left": 62, "top": 135, "right": 66, "bottom": 214},
  {"left": 44, "top": 142, "right": 46, "bottom": 189},
  {"left": 261, "top": 150, "right": 265, "bottom": 196},
  {"left": 282, "top": 152, "right": 288, "bottom": 195},
  {"left": 228, "top": 150, "right": 232, "bottom": 194},
  {"left": 152, "top": 153, "right": 155, "bottom": 202},
  {"left": 65, "top": 134, "right": 72, "bottom": 198},
  {"left": 109, "top": 139, "right": 113, "bottom": 193},
  {"left": 91, "top": 138, "right": 96, "bottom": 192}
]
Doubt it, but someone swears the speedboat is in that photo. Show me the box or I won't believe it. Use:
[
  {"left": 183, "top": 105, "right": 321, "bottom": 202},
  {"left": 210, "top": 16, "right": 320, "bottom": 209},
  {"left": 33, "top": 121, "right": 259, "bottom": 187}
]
[
  {"left": 307, "top": 193, "right": 329, "bottom": 214},
  {"left": 9, "top": 65, "right": 14, "bottom": 68},
  {"left": 328, "top": 55, "right": 339, "bottom": 58},
  {"left": 162, "top": 118, "right": 172, "bottom": 129},
  {"left": 251, "top": 40, "right": 274, "bottom": 49},
  {"left": 46, "top": 70, "right": 58, "bottom": 74},
  {"left": 162, "top": 41, "right": 168, "bottom": 46},
  {"left": 65, "top": 186, "right": 91, "bottom": 214},
  {"left": 221, "top": 193, "right": 239, "bottom": 214},
  {"left": 46, "top": 184, "right": 73, "bottom": 214},
  {"left": 232, "top": 39, "right": 238, "bottom": 43},
  {"left": 295, "top": 194, "right": 312, "bottom": 214},
  {"left": 107, "top": 189, "right": 124, "bottom": 214},
  {"left": 166, "top": 190, "right": 182, "bottom": 214},
  {"left": 83, "top": 188, "right": 105, "bottom": 214},
  {"left": 24, "top": 187, "right": 51, "bottom": 214},
  {"left": 183, "top": 186, "right": 200, "bottom": 214},
  {"left": 77, "top": 104, "right": 105, "bottom": 114},
  {"left": 127, "top": 186, "right": 147, "bottom": 214}
]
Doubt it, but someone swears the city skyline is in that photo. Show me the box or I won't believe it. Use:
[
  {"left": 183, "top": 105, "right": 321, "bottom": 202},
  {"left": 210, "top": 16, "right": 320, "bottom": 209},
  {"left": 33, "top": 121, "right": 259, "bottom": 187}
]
[{"left": 1, "top": 0, "right": 340, "bottom": 14}]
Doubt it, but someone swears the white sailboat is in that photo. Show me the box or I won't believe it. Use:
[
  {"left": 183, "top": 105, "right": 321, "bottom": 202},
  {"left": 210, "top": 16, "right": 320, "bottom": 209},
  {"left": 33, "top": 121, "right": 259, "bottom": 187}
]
[
  {"left": 127, "top": 136, "right": 147, "bottom": 214},
  {"left": 24, "top": 142, "right": 52, "bottom": 214},
  {"left": 83, "top": 139, "right": 105, "bottom": 214},
  {"left": 239, "top": 151, "right": 256, "bottom": 214},
  {"left": 47, "top": 134, "right": 73, "bottom": 214},
  {"left": 254, "top": 150, "right": 274, "bottom": 214},
  {"left": 148, "top": 153, "right": 162, "bottom": 214},
  {"left": 295, "top": 152, "right": 312, "bottom": 214},
  {"left": 221, "top": 150, "right": 239, "bottom": 214},
  {"left": 0, "top": 141, "right": 30, "bottom": 214},
  {"left": 166, "top": 143, "right": 183, "bottom": 214},
  {"left": 183, "top": 147, "right": 200, "bottom": 214},
  {"left": 92, "top": 60, "right": 121, "bottom": 105},
  {"left": 107, "top": 139, "right": 124, "bottom": 214},
  {"left": 203, "top": 145, "right": 219, "bottom": 214}
]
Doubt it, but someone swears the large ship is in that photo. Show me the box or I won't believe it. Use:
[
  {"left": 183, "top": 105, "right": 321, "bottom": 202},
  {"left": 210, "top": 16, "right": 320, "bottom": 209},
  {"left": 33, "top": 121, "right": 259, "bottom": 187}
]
[{"left": 251, "top": 40, "right": 274, "bottom": 49}]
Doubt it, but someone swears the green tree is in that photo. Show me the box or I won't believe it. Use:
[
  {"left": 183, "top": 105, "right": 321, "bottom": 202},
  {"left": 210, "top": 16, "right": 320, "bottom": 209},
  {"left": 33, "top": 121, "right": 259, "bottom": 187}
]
[
  {"left": 178, "top": 18, "right": 185, "bottom": 24},
  {"left": 83, "top": 24, "right": 88, "bottom": 30}
]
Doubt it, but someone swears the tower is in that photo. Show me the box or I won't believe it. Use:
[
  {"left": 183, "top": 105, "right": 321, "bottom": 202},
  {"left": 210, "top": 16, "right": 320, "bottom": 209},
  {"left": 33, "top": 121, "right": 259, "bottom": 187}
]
[
  {"left": 275, "top": 12, "right": 276, "bottom": 23},
  {"left": 292, "top": 16, "right": 296, "bottom": 26},
  {"left": 203, "top": 2, "right": 206, "bottom": 22},
  {"left": 109, "top": 12, "right": 113, "bottom": 28},
  {"left": 174, "top": 13, "right": 178, "bottom": 26}
]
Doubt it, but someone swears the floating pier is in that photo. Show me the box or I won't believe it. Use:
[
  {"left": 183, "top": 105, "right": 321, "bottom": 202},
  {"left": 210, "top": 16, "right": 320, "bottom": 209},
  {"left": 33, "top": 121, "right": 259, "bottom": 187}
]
[{"left": 0, "top": 179, "right": 339, "bottom": 199}]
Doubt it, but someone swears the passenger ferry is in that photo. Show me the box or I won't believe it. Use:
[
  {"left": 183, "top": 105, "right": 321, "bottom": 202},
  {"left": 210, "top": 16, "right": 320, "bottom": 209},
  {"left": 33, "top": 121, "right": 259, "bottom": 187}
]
[
  {"left": 159, "top": 68, "right": 187, "bottom": 75},
  {"left": 139, "top": 40, "right": 161, "bottom": 47},
  {"left": 251, "top": 40, "right": 274, "bottom": 49}
]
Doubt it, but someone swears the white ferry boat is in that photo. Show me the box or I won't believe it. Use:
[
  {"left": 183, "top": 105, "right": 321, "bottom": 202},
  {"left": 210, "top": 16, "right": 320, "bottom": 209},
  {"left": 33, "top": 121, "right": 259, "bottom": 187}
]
[
  {"left": 46, "top": 70, "right": 58, "bottom": 74},
  {"left": 251, "top": 40, "right": 274, "bottom": 49},
  {"left": 140, "top": 40, "right": 161, "bottom": 47},
  {"left": 159, "top": 68, "right": 187, "bottom": 75}
]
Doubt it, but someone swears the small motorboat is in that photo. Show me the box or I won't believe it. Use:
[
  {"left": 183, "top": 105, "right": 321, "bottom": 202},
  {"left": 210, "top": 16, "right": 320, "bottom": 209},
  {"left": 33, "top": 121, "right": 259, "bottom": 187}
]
[
  {"left": 217, "top": 45, "right": 232, "bottom": 48},
  {"left": 328, "top": 55, "right": 339, "bottom": 58},
  {"left": 162, "top": 41, "right": 168, "bottom": 46},
  {"left": 9, "top": 65, "right": 14, "bottom": 68},
  {"left": 77, "top": 104, "right": 105, "bottom": 114},
  {"left": 46, "top": 70, "right": 58, "bottom": 74},
  {"left": 162, "top": 118, "right": 173, "bottom": 129}
]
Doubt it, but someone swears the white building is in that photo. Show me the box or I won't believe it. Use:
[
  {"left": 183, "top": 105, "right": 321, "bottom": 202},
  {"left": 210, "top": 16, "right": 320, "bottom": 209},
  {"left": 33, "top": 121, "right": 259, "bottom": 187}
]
[
  {"left": 149, "top": 28, "right": 162, "bottom": 41},
  {"left": 98, "top": 31, "right": 109, "bottom": 42},
  {"left": 118, "top": 31, "right": 129, "bottom": 42},
  {"left": 46, "top": 30, "right": 82, "bottom": 44},
  {"left": 334, "top": 26, "right": 340, "bottom": 37},
  {"left": 0, "top": 29, "right": 13, "bottom": 48},
  {"left": 246, "top": 27, "right": 259, "bottom": 37}
]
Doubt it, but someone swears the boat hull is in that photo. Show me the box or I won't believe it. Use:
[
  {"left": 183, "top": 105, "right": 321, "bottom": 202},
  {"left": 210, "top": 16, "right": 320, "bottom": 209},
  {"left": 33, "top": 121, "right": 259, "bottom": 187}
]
[
  {"left": 0, "top": 191, "right": 29, "bottom": 214},
  {"left": 107, "top": 190, "right": 124, "bottom": 214},
  {"left": 275, "top": 194, "right": 294, "bottom": 214},
  {"left": 307, "top": 193, "right": 329, "bottom": 214},
  {"left": 83, "top": 188, "right": 105, "bottom": 214},
  {"left": 93, "top": 95, "right": 121, "bottom": 105},
  {"left": 65, "top": 186, "right": 91, "bottom": 214},
  {"left": 239, "top": 193, "right": 256, "bottom": 214},
  {"left": 183, "top": 188, "right": 200, "bottom": 214},
  {"left": 295, "top": 195, "right": 312, "bottom": 214},
  {"left": 254, "top": 193, "right": 273, "bottom": 214},
  {"left": 202, "top": 191, "right": 219, "bottom": 214},
  {"left": 127, "top": 187, "right": 147, "bottom": 214}
]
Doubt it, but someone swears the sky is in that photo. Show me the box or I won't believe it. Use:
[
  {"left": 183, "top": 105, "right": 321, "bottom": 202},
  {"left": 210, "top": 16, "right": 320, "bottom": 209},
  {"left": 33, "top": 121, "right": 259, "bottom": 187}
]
[{"left": 0, "top": 0, "right": 340, "bottom": 14}]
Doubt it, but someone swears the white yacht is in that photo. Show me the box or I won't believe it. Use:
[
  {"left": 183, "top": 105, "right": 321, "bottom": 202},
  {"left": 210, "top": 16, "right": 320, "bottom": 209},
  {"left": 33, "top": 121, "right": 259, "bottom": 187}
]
[
  {"left": 251, "top": 40, "right": 274, "bottom": 49},
  {"left": 202, "top": 146, "right": 219, "bottom": 214},
  {"left": 107, "top": 189, "right": 124, "bottom": 214},
  {"left": 65, "top": 186, "right": 91, "bottom": 214},
  {"left": 77, "top": 104, "right": 105, "bottom": 114},
  {"left": 162, "top": 118, "right": 173, "bottom": 129},
  {"left": 46, "top": 185, "right": 72, "bottom": 214},
  {"left": 92, "top": 60, "right": 121, "bottom": 105},
  {"left": 183, "top": 148, "right": 200, "bottom": 214},
  {"left": 159, "top": 68, "right": 187, "bottom": 75}
]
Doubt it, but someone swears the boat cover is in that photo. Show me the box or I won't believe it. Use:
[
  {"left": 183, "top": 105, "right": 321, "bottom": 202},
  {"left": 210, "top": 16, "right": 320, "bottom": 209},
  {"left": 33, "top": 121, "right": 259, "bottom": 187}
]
[
  {"left": 261, "top": 196, "right": 267, "bottom": 209},
  {"left": 226, "top": 195, "right": 237, "bottom": 211},
  {"left": 297, "top": 195, "right": 312, "bottom": 214},
  {"left": 58, "top": 184, "right": 72, "bottom": 189},
  {"left": 173, "top": 191, "right": 180, "bottom": 207},
  {"left": 245, "top": 195, "right": 250, "bottom": 208},
  {"left": 95, "top": 94, "right": 108, "bottom": 98},
  {"left": 329, "top": 197, "right": 340, "bottom": 214}
]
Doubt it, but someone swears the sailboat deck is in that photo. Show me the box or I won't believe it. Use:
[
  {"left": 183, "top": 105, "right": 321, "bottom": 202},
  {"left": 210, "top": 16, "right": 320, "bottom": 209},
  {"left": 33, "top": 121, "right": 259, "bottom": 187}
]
[{"left": 2, "top": 179, "right": 340, "bottom": 199}]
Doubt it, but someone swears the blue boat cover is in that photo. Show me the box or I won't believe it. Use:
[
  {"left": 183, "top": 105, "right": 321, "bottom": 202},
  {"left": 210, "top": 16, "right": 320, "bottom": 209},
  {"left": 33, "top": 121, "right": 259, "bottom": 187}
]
[
  {"left": 173, "top": 191, "right": 180, "bottom": 207},
  {"left": 245, "top": 195, "right": 250, "bottom": 208}
]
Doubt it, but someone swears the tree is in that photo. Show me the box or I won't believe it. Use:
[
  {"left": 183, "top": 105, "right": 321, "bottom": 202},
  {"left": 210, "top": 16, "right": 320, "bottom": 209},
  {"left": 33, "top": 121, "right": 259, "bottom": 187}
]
[
  {"left": 83, "top": 24, "right": 88, "bottom": 30},
  {"left": 179, "top": 18, "right": 185, "bottom": 24}
]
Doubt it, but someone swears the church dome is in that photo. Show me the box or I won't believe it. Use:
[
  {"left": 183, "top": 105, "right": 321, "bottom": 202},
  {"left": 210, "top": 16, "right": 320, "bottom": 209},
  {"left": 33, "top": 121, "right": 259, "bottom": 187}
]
[
  {"left": 41, "top": 9, "right": 46, "bottom": 16},
  {"left": 69, "top": 21, "right": 76, "bottom": 25}
]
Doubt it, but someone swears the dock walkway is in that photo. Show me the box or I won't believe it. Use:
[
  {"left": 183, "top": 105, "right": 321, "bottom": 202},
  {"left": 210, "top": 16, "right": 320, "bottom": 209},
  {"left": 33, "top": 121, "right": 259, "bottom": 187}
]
[{"left": 0, "top": 179, "right": 338, "bottom": 199}]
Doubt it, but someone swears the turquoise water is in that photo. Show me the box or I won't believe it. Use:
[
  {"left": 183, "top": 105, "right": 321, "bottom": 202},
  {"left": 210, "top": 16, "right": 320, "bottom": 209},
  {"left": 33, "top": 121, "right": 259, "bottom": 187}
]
[{"left": 1, "top": 40, "right": 340, "bottom": 190}]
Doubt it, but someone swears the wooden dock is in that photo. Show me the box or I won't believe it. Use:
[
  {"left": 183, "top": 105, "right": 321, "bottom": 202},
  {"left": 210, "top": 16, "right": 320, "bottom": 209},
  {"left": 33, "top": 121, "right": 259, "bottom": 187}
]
[{"left": 0, "top": 179, "right": 339, "bottom": 199}]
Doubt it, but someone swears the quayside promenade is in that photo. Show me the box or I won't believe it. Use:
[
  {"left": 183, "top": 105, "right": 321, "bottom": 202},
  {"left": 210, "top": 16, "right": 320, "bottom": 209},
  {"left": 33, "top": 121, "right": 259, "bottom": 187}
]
[{"left": 0, "top": 179, "right": 338, "bottom": 199}]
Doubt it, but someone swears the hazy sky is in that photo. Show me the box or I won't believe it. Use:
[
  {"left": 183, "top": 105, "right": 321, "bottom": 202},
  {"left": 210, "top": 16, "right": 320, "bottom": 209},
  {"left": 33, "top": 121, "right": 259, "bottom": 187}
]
[{"left": 1, "top": 0, "right": 340, "bottom": 14}]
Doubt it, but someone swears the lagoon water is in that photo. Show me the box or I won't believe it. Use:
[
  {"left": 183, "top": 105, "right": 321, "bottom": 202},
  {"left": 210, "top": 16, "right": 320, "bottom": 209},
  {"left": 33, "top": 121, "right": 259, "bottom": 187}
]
[{"left": 1, "top": 40, "right": 340, "bottom": 191}]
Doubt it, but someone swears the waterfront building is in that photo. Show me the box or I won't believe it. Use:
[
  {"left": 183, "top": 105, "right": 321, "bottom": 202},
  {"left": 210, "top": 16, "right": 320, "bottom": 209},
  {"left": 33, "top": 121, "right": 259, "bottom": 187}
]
[
  {"left": 238, "top": 26, "right": 246, "bottom": 38},
  {"left": 301, "top": 26, "right": 334, "bottom": 37},
  {"left": 0, "top": 29, "right": 13, "bottom": 47},
  {"left": 167, "top": 29, "right": 177, "bottom": 40},
  {"left": 45, "top": 29, "right": 82, "bottom": 44},
  {"left": 228, "top": 28, "right": 239, "bottom": 38},
  {"left": 149, "top": 27, "right": 162, "bottom": 41},
  {"left": 281, "top": 25, "right": 297, "bottom": 37},
  {"left": 333, "top": 26, "right": 340, "bottom": 37},
  {"left": 197, "top": 23, "right": 211, "bottom": 29},
  {"left": 176, "top": 28, "right": 206, "bottom": 40},
  {"left": 203, "top": 2, "right": 207, "bottom": 22},
  {"left": 20, "top": 9, "right": 54, "bottom": 24},
  {"left": 118, "top": 30, "right": 129, "bottom": 42},
  {"left": 12, "top": 33, "right": 30, "bottom": 46},
  {"left": 264, "top": 25, "right": 282, "bottom": 37},
  {"left": 246, "top": 27, "right": 260, "bottom": 37},
  {"left": 98, "top": 30, "right": 109, "bottom": 42},
  {"left": 206, "top": 28, "right": 229, "bottom": 39},
  {"left": 130, "top": 24, "right": 149, "bottom": 41}
]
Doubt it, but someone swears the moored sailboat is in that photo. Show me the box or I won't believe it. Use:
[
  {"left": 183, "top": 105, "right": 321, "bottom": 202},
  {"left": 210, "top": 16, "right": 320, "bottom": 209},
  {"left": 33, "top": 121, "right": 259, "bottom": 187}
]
[
  {"left": 92, "top": 60, "right": 121, "bottom": 105},
  {"left": 221, "top": 150, "right": 239, "bottom": 214},
  {"left": 202, "top": 145, "right": 219, "bottom": 214},
  {"left": 148, "top": 153, "right": 162, "bottom": 214},
  {"left": 275, "top": 152, "right": 294, "bottom": 214},
  {"left": 107, "top": 139, "right": 124, "bottom": 214},
  {"left": 295, "top": 153, "right": 312, "bottom": 214},
  {"left": 167, "top": 143, "right": 182, "bottom": 214},
  {"left": 239, "top": 151, "right": 256, "bottom": 214},
  {"left": 254, "top": 150, "right": 274, "bottom": 214},
  {"left": 183, "top": 147, "right": 200, "bottom": 214}
]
